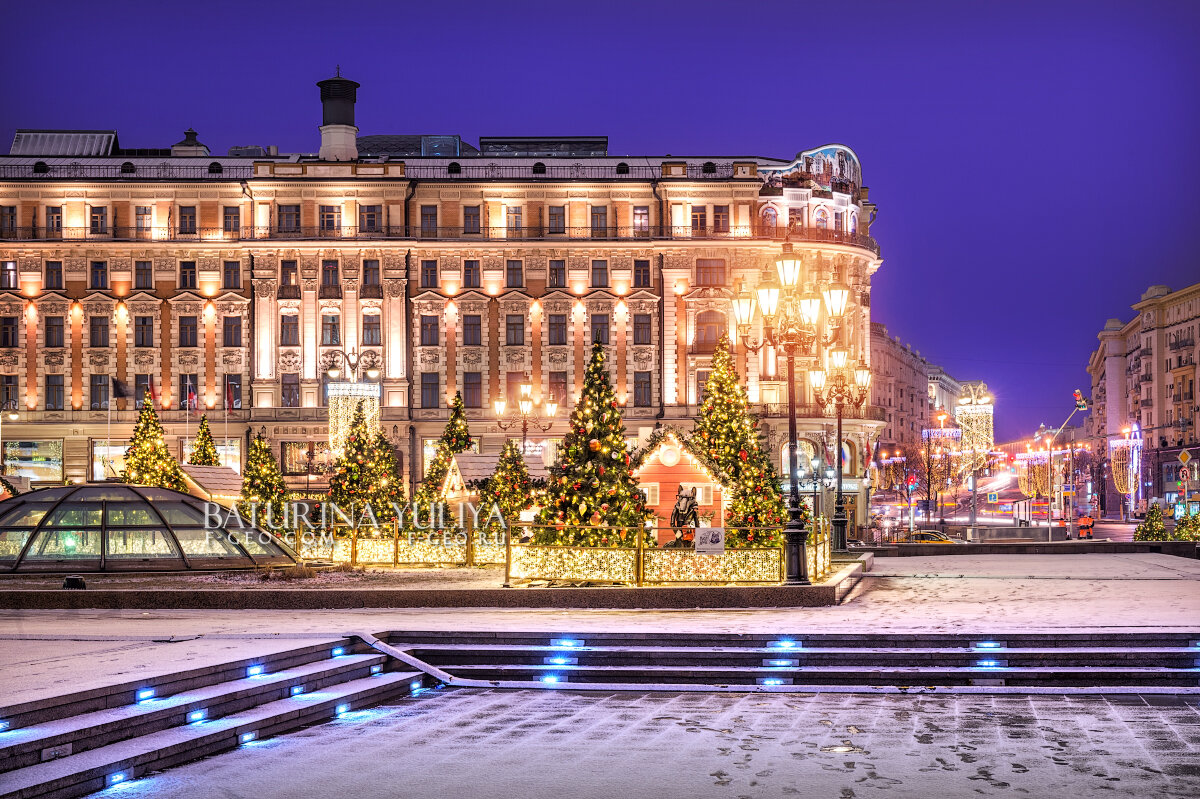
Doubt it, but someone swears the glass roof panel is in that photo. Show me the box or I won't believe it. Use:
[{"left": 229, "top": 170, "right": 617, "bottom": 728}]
[
  {"left": 105, "top": 502, "right": 160, "bottom": 526},
  {"left": 0, "top": 529, "right": 34, "bottom": 561},
  {"left": 172, "top": 527, "right": 247, "bottom": 557},
  {"left": 24, "top": 529, "right": 102, "bottom": 559},
  {"left": 106, "top": 529, "right": 182, "bottom": 558},
  {"left": 0, "top": 502, "right": 54, "bottom": 527},
  {"left": 45, "top": 503, "right": 103, "bottom": 527}
]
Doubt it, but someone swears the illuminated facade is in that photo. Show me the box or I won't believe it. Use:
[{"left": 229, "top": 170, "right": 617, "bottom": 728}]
[{"left": 0, "top": 74, "right": 885, "bottom": 507}]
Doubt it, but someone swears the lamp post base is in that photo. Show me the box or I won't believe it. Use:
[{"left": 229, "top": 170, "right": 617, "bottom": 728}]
[
  {"left": 783, "top": 509, "right": 810, "bottom": 586},
  {"left": 831, "top": 509, "right": 849, "bottom": 553}
]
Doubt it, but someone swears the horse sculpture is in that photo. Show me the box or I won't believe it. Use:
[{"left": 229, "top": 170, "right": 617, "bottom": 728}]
[{"left": 667, "top": 486, "right": 700, "bottom": 548}]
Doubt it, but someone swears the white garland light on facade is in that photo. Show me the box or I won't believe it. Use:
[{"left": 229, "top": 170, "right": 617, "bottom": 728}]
[{"left": 328, "top": 382, "right": 381, "bottom": 455}]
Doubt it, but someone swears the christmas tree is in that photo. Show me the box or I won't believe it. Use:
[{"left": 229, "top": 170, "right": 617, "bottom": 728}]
[
  {"left": 1172, "top": 508, "right": 1199, "bottom": 541},
  {"left": 239, "top": 432, "right": 291, "bottom": 530},
  {"left": 477, "top": 439, "right": 535, "bottom": 539},
  {"left": 1134, "top": 502, "right": 1168, "bottom": 541},
  {"left": 122, "top": 391, "right": 187, "bottom": 491},
  {"left": 409, "top": 394, "right": 476, "bottom": 527},
  {"left": 691, "top": 335, "right": 787, "bottom": 547},
  {"left": 443, "top": 391, "right": 473, "bottom": 454},
  {"left": 535, "top": 341, "right": 652, "bottom": 546},
  {"left": 187, "top": 416, "right": 220, "bottom": 466},
  {"left": 329, "top": 402, "right": 399, "bottom": 526}
]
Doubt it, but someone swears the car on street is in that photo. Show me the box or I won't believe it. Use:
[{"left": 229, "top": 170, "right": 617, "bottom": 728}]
[{"left": 897, "top": 530, "right": 965, "bottom": 544}]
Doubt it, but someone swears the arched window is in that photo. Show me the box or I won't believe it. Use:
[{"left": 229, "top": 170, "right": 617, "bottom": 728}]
[
  {"left": 120, "top": 161, "right": 136, "bottom": 174},
  {"left": 694, "top": 310, "right": 725, "bottom": 353},
  {"left": 447, "top": 162, "right": 461, "bottom": 175},
  {"left": 207, "top": 161, "right": 223, "bottom": 174},
  {"left": 616, "top": 162, "right": 630, "bottom": 175},
  {"left": 532, "top": 162, "right": 546, "bottom": 175},
  {"left": 841, "top": 440, "right": 855, "bottom": 475},
  {"left": 33, "top": 161, "right": 49, "bottom": 174},
  {"left": 849, "top": 212, "right": 858, "bottom": 234},
  {"left": 761, "top": 206, "right": 777, "bottom": 233},
  {"left": 815, "top": 208, "right": 829, "bottom": 229},
  {"left": 781, "top": 441, "right": 819, "bottom": 485},
  {"left": 702, "top": 161, "right": 717, "bottom": 174}
]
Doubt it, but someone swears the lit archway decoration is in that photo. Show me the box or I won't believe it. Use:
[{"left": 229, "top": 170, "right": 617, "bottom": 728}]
[
  {"left": 1109, "top": 426, "right": 1142, "bottom": 502},
  {"left": 328, "top": 382, "right": 381, "bottom": 456},
  {"left": 955, "top": 382, "right": 993, "bottom": 475}
]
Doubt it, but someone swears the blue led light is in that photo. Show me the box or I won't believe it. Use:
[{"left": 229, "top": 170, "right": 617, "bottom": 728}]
[
  {"left": 0, "top": 721, "right": 9, "bottom": 732},
  {"left": 187, "top": 709, "right": 207, "bottom": 723},
  {"left": 549, "top": 657, "right": 571, "bottom": 665},
  {"left": 976, "top": 659, "right": 1000, "bottom": 668},
  {"left": 410, "top": 680, "right": 422, "bottom": 691},
  {"left": 246, "top": 665, "right": 265, "bottom": 677},
  {"left": 370, "top": 664, "right": 382, "bottom": 675},
  {"left": 290, "top": 685, "right": 305, "bottom": 696},
  {"left": 541, "top": 675, "right": 563, "bottom": 684},
  {"left": 762, "top": 678, "right": 784, "bottom": 686},
  {"left": 240, "top": 731, "right": 257, "bottom": 744},
  {"left": 768, "top": 659, "right": 793, "bottom": 667},
  {"left": 331, "top": 647, "right": 345, "bottom": 657},
  {"left": 107, "top": 772, "right": 127, "bottom": 786},
  {"left": 771, "top": 640, "right": 797, "bottom": 649},
  {"left": 550, "top": 638, "right": 584, "bottom": 648},
  {"left": 136, "top": 688, "right": 155, "bottom": 702},
  {"left": 335, "top": 703, "right": 350, "bottom": 716},
  {"left": 975, "top": 642, "right": 1002, "bottom": 649}
]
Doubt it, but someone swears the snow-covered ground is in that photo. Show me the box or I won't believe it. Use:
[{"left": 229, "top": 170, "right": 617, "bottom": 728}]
[{"left": 98, "top": 688, "right": 1200, "bottom": 799}]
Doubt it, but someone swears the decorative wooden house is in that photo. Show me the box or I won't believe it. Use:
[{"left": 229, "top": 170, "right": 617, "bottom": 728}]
[{"left": 630, "top": 429, "right": 735, "bottom": 545}]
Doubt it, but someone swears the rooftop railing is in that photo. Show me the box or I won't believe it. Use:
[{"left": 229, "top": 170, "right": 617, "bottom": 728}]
[
  {"left": 0, "top": 164, "right": 254, "bottom": 180},
  {"left": 755, "top": 402, "right": 888, "bottom": 422}
]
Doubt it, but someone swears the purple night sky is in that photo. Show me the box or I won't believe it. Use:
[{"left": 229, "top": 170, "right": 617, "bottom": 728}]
[{"left": 3, "top": 0, "right": 1197, "bottom": 442}]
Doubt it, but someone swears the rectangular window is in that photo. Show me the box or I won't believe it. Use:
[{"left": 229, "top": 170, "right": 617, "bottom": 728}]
[
  {"left": 223, "top": 260, "right": 241, "bottom": 289},
  {"left": 420, "top": 205, "right": 437, "bottom": 234},
  {"left": 548, "top": 314, "right": 567, "bottom": 346},
  {"left": 634, "top": 314, "right": 652, "bottom": 345},
  {"left": 463, "top": 372, "right": 482, "bottom": 408},
  {"left": 634, "top": 371, "right": 652, "bottom": 407},
  {"left": 591, "top": 259, "right": 608, "bottom": 287},
  {"left": 90, "top": 206, "right": 107, "bottom": 234},
  {"left": 463, "top": 259, "right": 480, "bottom": 288},
  {"left": 45, "top": 374, "right": 64, "bottom": 411},
  {"left": 713, "top": 205, "right": 730, "bottom": 232},
  {"left": 0, "top": 261, "right": 16, "bottom": 289},
  {"left": 321, "top": 259, "right": 339, "bottom": 286},
  {"left": 134, "top": 206, "right": 151, "bottom": 232},
  {"left": 691, "top": 206, "right": 706, "bottom": 232},
  {"left": 633, "top": 259, "right": 651, "bottom": 288},
  {"left": 44, "top": 261, "right": 63, "bottom": 290},
  {"left": 179, "top": 261, "right": 197, "bottom": 290},
  {"left": 134, "top": 316, "right": 154, "bottom": 347},
  {"left": 463, "top": 205, "right": 480, "bottom": 234},
  {"left": 224, "top": 374, "right": 242, "bottom": 409},
  {"left": 0, "top": 207, "right": 14, "bottom": 234},
  {"left": 319, "top": 205, "right": 341, "bottom": 231},
  {"left": 506, "top": 259, "right": 523, "bottom": 287},
  {"left": 590, "top": 206, "right": 608, "bottom": 236},
  {"left": 695, "top": 258, "right": 725, "bottom": 286},
  {"left": 281, "top": 373, "right": 300, "bottom": 408},
  {"left": 90, "top": 374, "right": 109, "bottom": 410},
  {"left": 506, "top": 206, "right": 522, "bottom": 233},
  {"left": 549, "top": 371, "right": 568, "bottom": 404},
  {"left": 421, "top": 260, "right": 438, "bottom": 288},
  {"left": 358, "top": 205, "right": 381, "bottom": 232},
  {"left": 0, "top": 375, "right": 14, "bottom": 408},
  {"left": 362, "top": 259, "right": 380, "bottom": 286},
  {"left": 633, "top": 206, "right": 650, "bottom": 234},
  {"left": 178, "top": 316, "right": 197, "bottom": 347},
  {"left": 321, "top": 315, "right": 341, "bottom": 346},
  {"left": 179, "top": 374, "right": 198, "bottom": 409},
  {"left": 134, "top": 260, "right": 153, "bottom": 289},
  {"left": 548, "top": 206, "right": 566, "bottom": 234},
  {"left": 0, "top": 316, "right": 17, "bottom": 347},
  {"left": 548, "top": 259, "right": 566, "bottom": 288},
  {"left": 506, "top": 372, "right": 525, "bottom": 402},
  {"left": 90, "top": 260, "right": 108, "bottom": 289},
  {"left": 362, "top": 315, "right": 381, "bottom": 346},
  {"left": 834, "top": 211, "right": 844, "bottom": 231},
  {"left": 89, "top": 316, "right": 109, "bottom": 347},
  {"left": 506, "top": 314, "right": 524, "bottom": 346},
  {"left": 463, "top": 314, "right": 481, "bottom": 346},
  {"left": 178, "top": 206, "right": 196, "bottom": 234},
  {"left": 640, "top": 483, "right": 660, "bottom": 507},
  {"left": 278, "top": 205, "right": 300, "bottom": 231},
  {"left": 280, "top": 314, "right": 299, "bottom": 346},
  {"left": 591, "top": 313, "right": 609, "bottom": 345},
  {"left": 134, "top": 374, "right": 151, "bottom": 407},
  {"left": 420, "top": 315, "right": 439, "bottom": 347},
  {"left": 421, "top": 372, "right": 440, "bottom": 408},
  {"left": 222, "top": 206, "right": 240, "bottom": 233},
  {"left": 281, "top": 260, "right": 298, "bottom": 286},
  {"left": 46, "top": 206, "right": 62, "bottom": 234},
  {"left": 45, "top": 316, "right": 64, "bottom": 348},
  {"left": 223, "top": 316, "right": 242, "bottom": 347}
]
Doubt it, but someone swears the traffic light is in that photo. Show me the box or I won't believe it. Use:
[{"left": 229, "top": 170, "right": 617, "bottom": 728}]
[{"left": 1073, "top": 389, "right": 1087, "bottom": 410}]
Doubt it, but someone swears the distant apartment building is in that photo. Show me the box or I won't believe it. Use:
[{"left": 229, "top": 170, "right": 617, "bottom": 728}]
[{"left": 869, "top": 323, "right": 964, "bottom": 455}]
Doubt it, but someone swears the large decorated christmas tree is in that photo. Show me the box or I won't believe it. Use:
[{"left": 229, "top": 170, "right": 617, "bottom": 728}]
[
  {"left": 187, "top": 416, "right": 220, "bottom": 466},
  {"left": 329, "top": 402, "right": 403, "bottom": 525},
  {"left": 122, "top": 391, "right": 187, "bottom": 491},
  {"left": 477, "top": 439, "right": 535, "bottom": 538},
  {"left": 691, "top": 335, "right": 788, "bottom": 546},
  {"left": 1134, "top": 502, "right": 1168, "bottom": 541},
  {"left": 534, "top": 341, "right": 652, "bottom": 546},
  {"left": 239, "top": 432, "right": 291, "bottom": 530}
]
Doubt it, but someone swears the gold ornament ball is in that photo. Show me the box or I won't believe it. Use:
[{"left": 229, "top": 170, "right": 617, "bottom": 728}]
[{"left": 588, "top": 439, "right": 601, "bottom": 452}]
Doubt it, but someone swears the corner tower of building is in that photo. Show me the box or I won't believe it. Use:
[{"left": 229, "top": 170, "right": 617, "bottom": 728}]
[{"left": 316, "top": 72, "right": 360, "bottom": 161}]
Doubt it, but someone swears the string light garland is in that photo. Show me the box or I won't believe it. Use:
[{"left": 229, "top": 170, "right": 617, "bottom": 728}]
[
  {"left": 122, "top": 390, "right": 187, "bottom": 491},
  {"left": 328, "top": 383, "right": 381, "bottom": 455}
]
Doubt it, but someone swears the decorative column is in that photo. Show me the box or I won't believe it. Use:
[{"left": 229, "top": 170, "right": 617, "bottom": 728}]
[
  {"left": 445, "top": 300, "right": 457, "bottom": 399},
  {"left": 530, "top": 300, "right": 543, "bottom": 400}
]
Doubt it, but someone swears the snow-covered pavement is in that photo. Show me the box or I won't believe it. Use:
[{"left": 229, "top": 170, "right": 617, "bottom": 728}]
[{"left": 101, "top": 688, "right": 1200, "bottom": 799}]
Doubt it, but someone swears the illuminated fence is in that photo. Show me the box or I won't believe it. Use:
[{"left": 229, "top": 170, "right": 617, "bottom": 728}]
[{"left": 292, "top": 523, "right": 834, "bottom": 586}]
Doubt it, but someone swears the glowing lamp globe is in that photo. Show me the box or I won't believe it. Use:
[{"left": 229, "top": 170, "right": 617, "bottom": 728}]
[
  {"left": 822, "top": 282, "right": 850, "bottom": 319},
  {"left": 775, "top": 243, "right": 802, "bottom": 288}
]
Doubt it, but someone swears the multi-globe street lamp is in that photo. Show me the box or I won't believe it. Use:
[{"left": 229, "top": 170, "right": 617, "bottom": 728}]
[
  {"left": 732, "top": 241, "right": 865, "bottom": 582},
  {"left": 494, "top": 380, "right": 558, "bottom": 453}
]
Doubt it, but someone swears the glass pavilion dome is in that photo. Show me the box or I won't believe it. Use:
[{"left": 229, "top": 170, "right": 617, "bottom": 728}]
[{"left": 0, "top": 484, "right": 299, "bottom": 572}]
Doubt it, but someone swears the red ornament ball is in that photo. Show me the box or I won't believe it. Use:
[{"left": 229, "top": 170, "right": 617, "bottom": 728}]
[
  {"left": 588, "top": 439, "right": 601, "bottom": 452},
  {"left": 739, "top": 450, "right": 748, "bottom": 461}
]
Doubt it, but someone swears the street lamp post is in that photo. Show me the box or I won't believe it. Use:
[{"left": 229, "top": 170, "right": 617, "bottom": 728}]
[
  {"left": 495, "top": 379, "right": 558, "bottom": 452},
  {"left": 732, "top": 241, "right": 861, "bottom": 578},
  {"left": 811, "top": 361, "right": 872, "bottom": 550}
]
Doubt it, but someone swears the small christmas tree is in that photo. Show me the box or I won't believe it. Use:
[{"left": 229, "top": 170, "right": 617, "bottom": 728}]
[
  {"left": 443, "top": 391, "right": 473, "bottom": 454},
  {"left": 535, "top": 341, "right": 652, "bottom": 546},
  {"left": 329, "top": 402, "right": 398, "bottom": 526},
  {"left": 188, "top": 416, "right": 221, "bottom": 466},
  {"left": 1173, "top": 509, "right": 1199, "bottom": 541},
  {"left": 1134, "top": 502, "right": 1168, "bottom": 541},
  {"left": 691, "top": 335, "right": 787, "bottom": 547},
  {"left": 122, "top": 391, "right": 187, "bottom": 491},
  {"left": 477, "top": 439, "right": 535, "bottom": 539},
  {"left": 369, "top": 431, "right": 407, "bottom": 522},
  {"left": 239, "top": 432, "right": 291, "bottom": 530},
  {"left": 408, "top": 395, "right": 476, "bottom": 529}
]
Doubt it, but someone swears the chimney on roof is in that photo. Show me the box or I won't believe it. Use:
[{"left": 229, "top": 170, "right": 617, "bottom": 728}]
[
  {"left": 171, "top": 128, "right": 209, "bottom": 157},
  {"left": 316, "top": 70, "right": 360, "bottom": 161}
]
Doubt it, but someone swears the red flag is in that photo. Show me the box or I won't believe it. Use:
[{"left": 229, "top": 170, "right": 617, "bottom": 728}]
[
  {"left": 149, "top": 375, "right": 160, "bottom": 406},
  {"left": 187, "top": 385, "right": 197, "bottom": 415},
  {"left": 225, "top": 380, "right": 235, "bottom": 411}
]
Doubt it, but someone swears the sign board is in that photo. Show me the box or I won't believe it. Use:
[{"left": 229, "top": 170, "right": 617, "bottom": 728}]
[
  {"left": 694, "top": 527, "right": 726, "bottom": 554},
  {"left": 1180, "top": 450, "right": 1192, "bottom": 465},
  {"left": 987, "top": 492, "right": 999, "bottom": 503},
  {"left": 1180, "top": 468, "right": 1191, "bottom": 482}
]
